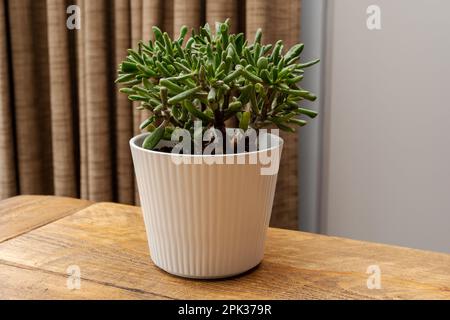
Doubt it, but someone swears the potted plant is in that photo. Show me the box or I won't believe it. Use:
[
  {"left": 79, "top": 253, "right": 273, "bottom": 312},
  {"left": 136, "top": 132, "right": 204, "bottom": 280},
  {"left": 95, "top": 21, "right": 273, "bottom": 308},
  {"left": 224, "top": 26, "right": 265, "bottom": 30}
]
[{"left": 117, "top": 20, "right": 319, "bottom": 279}]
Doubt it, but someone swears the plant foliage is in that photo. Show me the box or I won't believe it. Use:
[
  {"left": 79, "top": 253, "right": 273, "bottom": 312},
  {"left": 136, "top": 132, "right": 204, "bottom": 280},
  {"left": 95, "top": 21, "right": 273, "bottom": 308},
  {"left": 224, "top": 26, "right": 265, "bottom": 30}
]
[{"left": 116, "top": 19, "right": 319, "bottom": 150}]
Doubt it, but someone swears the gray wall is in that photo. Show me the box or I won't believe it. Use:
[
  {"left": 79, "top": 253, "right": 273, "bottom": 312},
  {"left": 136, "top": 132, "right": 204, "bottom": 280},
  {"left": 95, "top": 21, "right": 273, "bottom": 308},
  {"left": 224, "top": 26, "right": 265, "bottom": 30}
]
[
  {"left": 299, "top": 0, "right": 326, "bottom": 232},
  {"left": 301, "top": 0, "right": 450, "bottom": 253}
]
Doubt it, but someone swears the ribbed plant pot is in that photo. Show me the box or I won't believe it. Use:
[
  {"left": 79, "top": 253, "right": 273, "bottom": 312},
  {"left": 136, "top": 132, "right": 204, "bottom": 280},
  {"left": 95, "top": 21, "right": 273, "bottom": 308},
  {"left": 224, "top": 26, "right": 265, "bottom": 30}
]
[{"left": 130, "top": 132, "right": 283, "bottom": 279}]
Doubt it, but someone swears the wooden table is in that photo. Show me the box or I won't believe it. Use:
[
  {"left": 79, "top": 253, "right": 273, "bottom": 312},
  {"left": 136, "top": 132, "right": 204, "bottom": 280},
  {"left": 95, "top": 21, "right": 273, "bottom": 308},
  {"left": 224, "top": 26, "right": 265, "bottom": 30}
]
[{"left": 0, "top": 195, "right": 449, "bottom": 300}]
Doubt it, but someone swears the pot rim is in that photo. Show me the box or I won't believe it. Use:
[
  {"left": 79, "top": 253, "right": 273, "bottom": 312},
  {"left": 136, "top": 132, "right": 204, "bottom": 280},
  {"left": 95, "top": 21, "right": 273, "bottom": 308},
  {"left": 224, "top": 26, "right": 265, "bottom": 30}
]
[{"left": 130, "top": 132, "right": 284, "bottom": 158}]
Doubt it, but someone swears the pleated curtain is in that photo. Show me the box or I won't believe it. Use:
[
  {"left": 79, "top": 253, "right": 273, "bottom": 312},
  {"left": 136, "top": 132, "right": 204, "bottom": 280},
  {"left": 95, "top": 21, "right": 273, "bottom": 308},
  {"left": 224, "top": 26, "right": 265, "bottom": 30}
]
[{"left": 0, "top": 0, "right": 301, "bottom": 229}]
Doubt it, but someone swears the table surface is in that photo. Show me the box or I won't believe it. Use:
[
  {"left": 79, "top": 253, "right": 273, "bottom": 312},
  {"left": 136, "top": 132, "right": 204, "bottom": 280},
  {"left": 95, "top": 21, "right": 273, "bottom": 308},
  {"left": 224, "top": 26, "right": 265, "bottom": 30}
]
[{"left": 0, "top": 195, "right": 449, "bottom": 300}]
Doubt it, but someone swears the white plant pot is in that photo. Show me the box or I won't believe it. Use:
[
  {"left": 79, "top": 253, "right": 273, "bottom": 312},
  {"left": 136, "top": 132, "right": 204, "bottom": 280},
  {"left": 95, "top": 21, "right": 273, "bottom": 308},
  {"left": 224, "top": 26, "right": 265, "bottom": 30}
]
[{"left": 130, "top": 132, "right": 283, "bottom": 279}]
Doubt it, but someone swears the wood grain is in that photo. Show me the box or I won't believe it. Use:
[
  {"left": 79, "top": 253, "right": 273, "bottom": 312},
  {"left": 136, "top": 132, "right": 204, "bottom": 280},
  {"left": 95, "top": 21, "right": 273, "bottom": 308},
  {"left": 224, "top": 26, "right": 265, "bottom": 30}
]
[
  {"left": 0, "top": 199, "right": 449, "bottom": 300},
  {"left": 0, "top": 260, "right": 167, "bottom": 300},
  {"left": 0, "top": 195, "right": 92, "bottom": 243}
]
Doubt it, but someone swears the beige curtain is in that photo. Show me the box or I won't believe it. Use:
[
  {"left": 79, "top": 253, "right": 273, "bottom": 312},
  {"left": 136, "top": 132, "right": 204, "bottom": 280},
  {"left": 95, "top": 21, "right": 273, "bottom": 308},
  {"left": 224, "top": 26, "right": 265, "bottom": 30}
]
[{"left": 0, "top": 0, "right": 300, "bottom": 229}]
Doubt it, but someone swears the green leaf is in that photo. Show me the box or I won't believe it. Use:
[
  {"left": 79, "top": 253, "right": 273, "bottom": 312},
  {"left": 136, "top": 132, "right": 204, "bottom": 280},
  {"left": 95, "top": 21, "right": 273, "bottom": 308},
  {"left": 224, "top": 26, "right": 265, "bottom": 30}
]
[
  {"left": 152, "top": 26, "right": 164, "bottom": 43},
  {"left": 241, "top": 67, "right": 263, "bottom": 83},
  {"left": 155, "top": 61, "right": 171, "bottom": 76},
  {"left": 139, "top": 116, "right": 156, "bottom": 130},
  {"left": 121, "top": 61, "right": 138, "bottom": 73},
  {"left": 128, "top": 95, "right": 148, "bottom": 101},
  {"left": 115, "top": 73, "right": 135, "bottom": 83},
  {"left": 286, "top": 75, "right": 304, "bottom": 84},
  {"left": 168, "top": 86, "right": 202, "bottom": 104},
  {"left": 299, "top": 59, "right": 320, "bottom": 69},
  {"left": 250, "top": 86, "right": 260, "bottom": 115},
  {"left": 222, "top": 68, "right": 242, "bottom": 83},
  {"left": 142, "top": 121, "right": 166, "bottom": 150},
  {"left": 262, "top": 44, "right": 273, "bottom": 55},
  {"left": 254, "top": 28, "right": 262, "bottom": 44},
  {"left": 159, "top": 86, "right": 168, "bottom": 105},
  {"left": 137, "top": 64, "right": 156, "bottom": 77},
  {"left": 174, "top": 41, "right": 185, "bottom": 59},
  {"left": 253, "top": 43, "right": 262, "bottom": 61},
  {"left": 297, "top": 108, "right": 318, "bottom": 118},
  {"left": 227, "top": 44, "right": 240, "bottom": 64},
  {"left": 172, "top": 105, "right": 182, "bottom": 120},
  {"left": 271, "top": 68, "right": 278, "bottom": 82},
  {"left": 271, "top": 40, "right": 283, "bottom": 64},
  {"left": 127, "top": 49, "right": 143, "bottom": 64},
  {"left": 163, "top": 32, "right": 173, "bottom": 56},
  {"left": 243, "top": 47, "right": 255, "bottom": 66},
  {"left": 284, "top": 43, "right": 304, "bottom": 63},
  {"left": 143, "top": 78, "right": 153, "bottom": 90},
  {"left": 301, "top": 91, "right": 317, "bottom": 102},
  {"left": 239, "top": 111, "right": 251, "bottom": 130},
  {"left": 166, "top": 72, "right": 195, "bottom": 82},
  {"left": 160, "top": 78, "right": 184, "bottom": 94},
  {"left": 174, "top": 61, "right": 192, "bottom": 73},
  {"left": 234, "top": 33, "right": 245, "bottom": 55},
  {"left": 119, "top": 88, "right": 135, "bottom": 94},
  {"left": 228, "top": 101, "right": 242, "bottom": 113},
  {"left": 186, "top": 37, "right": 195, "bottom": 49},
  {"left": 163, "top": 127, "right": 175, "bottom": 140},
  {"left": 281, "top": 88, "right": 317, "bottom": 101},
  {"left": 220, "top": 23, "right": 229, "bottom": 48},
  {"left": 132, "top": 86, "right": 149, "bottom": 95},
  {"left": 207, "top": 87, "right": 216, "bottom": 104},
  {"left": 289, "top": 118, "right": 307, "bottom": 126},
  {"left": 206, "top": 44, "right": 214, "bottom": 64},
  {"left": 272, "top": 118, "right": 295, "bottom": 132},
  {"left": 204, "top": 108, "right": 214, "bottom": 119},
  {"left": 260, "top": 70, "right": 271, "bottom": 83},
  {"left": 178, "top": 25, "right": 188, "bottom": 43},
  {"left": 257, "top": 57, "right": 268, "bottom": 70},
  {"left": 183, "top": 100, "right": 213, "bottom": 122},
  {"left": 201, "top": 24, "right": 212, "bottom": 42}
]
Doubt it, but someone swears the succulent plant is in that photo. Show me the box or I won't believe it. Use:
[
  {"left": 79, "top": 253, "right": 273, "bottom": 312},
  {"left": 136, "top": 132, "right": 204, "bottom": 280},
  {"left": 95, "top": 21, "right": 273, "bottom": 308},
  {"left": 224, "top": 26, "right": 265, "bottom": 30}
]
[{"left": 116, "top": 19, "right": 319, "bottom": 151}]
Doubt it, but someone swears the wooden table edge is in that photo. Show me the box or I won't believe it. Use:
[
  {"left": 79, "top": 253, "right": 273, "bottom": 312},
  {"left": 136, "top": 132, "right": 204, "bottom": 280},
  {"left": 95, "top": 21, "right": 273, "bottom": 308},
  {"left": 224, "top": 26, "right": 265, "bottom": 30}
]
[{"left": 0, "top": 195, "right": 94, "bottom": 243}]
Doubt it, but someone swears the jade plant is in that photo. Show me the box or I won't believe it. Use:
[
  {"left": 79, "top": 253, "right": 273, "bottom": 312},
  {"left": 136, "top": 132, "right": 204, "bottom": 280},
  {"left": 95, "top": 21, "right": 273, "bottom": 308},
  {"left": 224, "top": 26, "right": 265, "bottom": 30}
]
[{"left": 116, "top": 19, "right": 319, "bottom": 151}]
